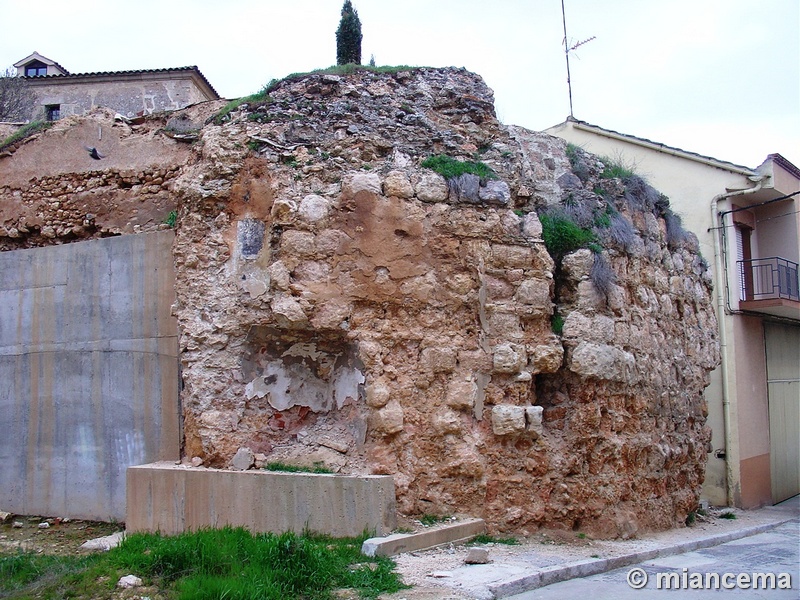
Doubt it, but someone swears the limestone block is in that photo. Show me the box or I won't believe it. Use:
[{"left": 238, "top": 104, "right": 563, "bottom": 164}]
[
  {"left": 433, "top": 409, "right": 462, "bottom": 435},
  {"left": 267, "top": 261, "right": 291, "bottom": 290},
  {"left": 421, "top": 347, "right": 457, "bottom": 373},
  {"left": 492, "top": 343, "right": 526, "bottom": 373},
  {"left": 561, "top": 249, "right": 593, "bottom": 280},
  {"left": 231, "top": 447, "right": 255, "bottom": 471},
  {"left": 416, "top": 173, "right": 448, "bottom": 202},
  {"left": 270, "top": 198, "right": 297, "bottom": 222},
  {"left": 525, "top": 405, "right": 543, "bottom": 439},
  {"left": 492, "top": 405, "right": 526, "bottom": 435},
  {"left": 446, "top": 377, "right": 477, "bottom": 410},
  {"left": 515, "top": 279, "right": 551, "bottom": 306},
  {"left": 280, "top": 230, "right": 316, "bottom": 258},
  {"left": 485, "top": 311, "right": 522, "bottom": 339},
  {"left": 478, "top": 180, "right": 510, "bottom": 205},
  {"left": 366, "top": 382, "right": 390, "bottom": 408},
  {"left": 529, "top": 342, "right": 564, "bottom": 374},
  {"left": 342, "top": 172, "right": 382, "bottom": 198},
  {"left": 449, "top": 173, "right": 481, "bottom": 203},
  {"left": 242, "top": 276, "right": 268, "bottom": 299},
  {"left": 522, "top": 212, "right": 543, "bottom": 240},
  {"left": 569, "top": 341, "right": 635, "bottom": 383},
  {"left": 310, "top": 298, "right": 352, "bottom": 329},
  {"left": 383, "top": 171, "right": 414, "bottom": 198},
  {"left": 199, "top": 410, "right": 239, "bottom": 432},
  {"left": 298, "top": 194, "right": 331, "bottom": 222},
  {"left": 370, "top": 400, "right": 404, "bottom": 436},
  {"left": 271, "top": 295, "right": 308, "bottom": 328},
  {"left": 492, "top": 246, "right": 532, "bottom": 271}
]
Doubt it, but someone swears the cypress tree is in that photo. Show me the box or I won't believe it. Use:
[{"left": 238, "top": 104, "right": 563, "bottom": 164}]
[{"left": 336, "top": 0, "right": 362, "bottom": 65}]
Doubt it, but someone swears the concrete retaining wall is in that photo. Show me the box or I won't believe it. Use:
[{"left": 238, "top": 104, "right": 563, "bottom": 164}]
[
  {"left": 126, "top": 462, "right": 397, "bottom": 537},
  {"left": 0, "top": 231, "right": 180, "bottom": 520}
]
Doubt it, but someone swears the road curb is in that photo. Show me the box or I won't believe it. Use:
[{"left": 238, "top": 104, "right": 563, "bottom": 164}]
[{"left": 489, "top": 517, "right": 796, "bottom": 598}]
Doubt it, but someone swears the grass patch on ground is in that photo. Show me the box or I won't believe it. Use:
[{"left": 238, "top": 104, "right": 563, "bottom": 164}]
[
  {"left": 468, "top": 534, "right": 521, "bottom": 546},
  {"left": 1, "top": 527, "right": 405, "bottom": 600},
  {"left": 418, "top": 514, "right": 451, "bottom": 527}
]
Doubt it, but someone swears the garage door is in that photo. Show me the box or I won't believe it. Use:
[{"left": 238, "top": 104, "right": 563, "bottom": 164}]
[{"left": 765, "top": 323, "right": 800, "bottom": 503}]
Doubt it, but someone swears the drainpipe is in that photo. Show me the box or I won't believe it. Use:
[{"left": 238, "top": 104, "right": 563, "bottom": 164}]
[{"left": 710, "top": 175, "right": 765, "bottom": 507}]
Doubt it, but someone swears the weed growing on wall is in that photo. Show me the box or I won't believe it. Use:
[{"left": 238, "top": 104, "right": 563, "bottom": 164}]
[
  {"left": 539, "top": 212, "right": 596, "bottom": 260},
  {"left": 0, "top": 120, "right": 52, "bottom": 152},
  {"left": 421, "top": 154, "right": 497, "bottom": 180}
]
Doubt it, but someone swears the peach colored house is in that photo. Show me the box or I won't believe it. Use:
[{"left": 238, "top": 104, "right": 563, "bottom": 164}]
[
  {"left": 11, "top": 51, "right": 219, "bottom": 121},
  {"left": 547, "top": 118, "right": 800, "bottom": 509}
]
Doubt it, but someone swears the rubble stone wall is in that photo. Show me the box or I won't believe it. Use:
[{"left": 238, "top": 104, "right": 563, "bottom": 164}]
[{"left": 0, "top": 68, "right": 719, "bottom": 537}]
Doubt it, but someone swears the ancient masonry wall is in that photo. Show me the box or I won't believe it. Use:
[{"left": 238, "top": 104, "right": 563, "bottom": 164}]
[{"left": 0, "top": 69, "right": 719, "bottom": 537}]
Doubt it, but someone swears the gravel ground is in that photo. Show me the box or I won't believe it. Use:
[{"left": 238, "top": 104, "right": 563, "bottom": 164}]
[{"left": 378, "top": 504, "right": 796, "bottom": 599}]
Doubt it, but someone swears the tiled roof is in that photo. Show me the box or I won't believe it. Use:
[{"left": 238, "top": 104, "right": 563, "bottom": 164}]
[
  {"left": 560, "top": 117, "right": 755, "bottom": 173},
  {"left": 24, "top": 65, "right": 220, "bottom": 99},
  {"left": 767, "top": 153, "right": 800, "bottom": 179}
]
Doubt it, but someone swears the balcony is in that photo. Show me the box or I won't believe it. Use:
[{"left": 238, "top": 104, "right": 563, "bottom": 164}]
[{"left": 738, "top": 257, "right": 800, "bottom": 320}]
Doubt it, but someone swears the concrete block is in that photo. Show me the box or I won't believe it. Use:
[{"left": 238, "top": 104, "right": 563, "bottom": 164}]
[
  {"left": 362, "top": 518, "right": 485, "bottom": 557},
  {"left": 126, "top": 462, "right": 396, "bottom": 538}
]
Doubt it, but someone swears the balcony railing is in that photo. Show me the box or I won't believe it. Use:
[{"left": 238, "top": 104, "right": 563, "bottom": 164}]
[{"left": 738, "top": 257, "right": 800, "bottom": 302}]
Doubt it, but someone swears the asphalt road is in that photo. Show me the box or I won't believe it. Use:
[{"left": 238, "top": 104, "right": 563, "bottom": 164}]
[{"left": 507, "top": 519, "right": 799, "bottom": 599}]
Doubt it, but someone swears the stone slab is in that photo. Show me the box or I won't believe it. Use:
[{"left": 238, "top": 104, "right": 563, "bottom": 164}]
[{"left": 362, "top": 518, "right": 486, "bottom": 557}]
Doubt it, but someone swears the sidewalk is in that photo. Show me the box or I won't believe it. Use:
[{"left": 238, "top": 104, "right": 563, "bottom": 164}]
[{"left": 381, "top": 496, "right": 799, "bottom": 600}]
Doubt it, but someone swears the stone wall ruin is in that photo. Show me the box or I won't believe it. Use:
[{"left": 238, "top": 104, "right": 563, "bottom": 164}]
[{"left": 0, "top": 67, "right": 719, "bottom": 537}]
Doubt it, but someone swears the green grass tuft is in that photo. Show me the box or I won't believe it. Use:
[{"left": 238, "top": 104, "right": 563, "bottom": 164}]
[
  {"left": 264, "top": 461, "right": 334, "bottom": 474},
  {"left": 599, "top": 157, "right": 636, "bottom": 180},
  {"left": 163, "top": 210, "right": 177, "bottom": 228},
  {"left": 421, "top": 154, "right": 497, "bottom": 180},
  {"left": 539, "top": 213, "right": 597, "bottom": 259},
  {"left": 551, "top": 313, "right": 565, "bottom": 335},
  {"left": 418, "top": 514, "right": 451, "bottom": 526},
  {"left": 212, "top": 88, "right": 272, "bottom": 125},
  {"left": 719, "top": 511, "right": 737, "bottom": 520},
  {"left": 0, "top": 121, "right": 53, "bottom": 152}
]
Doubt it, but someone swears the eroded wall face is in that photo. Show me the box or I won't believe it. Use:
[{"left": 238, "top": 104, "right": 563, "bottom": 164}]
[
  {"left": 169, "top": 67, "right": 719, "bottom": 536},
  {"left": 0, "top": 232, "right": 180, "bottom": 520}
]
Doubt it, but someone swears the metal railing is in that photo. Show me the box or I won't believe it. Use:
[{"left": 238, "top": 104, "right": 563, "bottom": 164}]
[{"left": 738, "top": 257, "right": 800, "bottom": 302}]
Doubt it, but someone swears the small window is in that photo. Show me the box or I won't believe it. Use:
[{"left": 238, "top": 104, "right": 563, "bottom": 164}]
[
  {"left": 46, "top": 104, "right": 60, "bottom": 121},
  {"left": 24, "top": 61, "right": 48, "bottom": 77}
]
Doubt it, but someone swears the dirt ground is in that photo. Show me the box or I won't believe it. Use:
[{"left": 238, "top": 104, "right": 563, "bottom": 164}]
[{"left": 0, "top": 515, "right": 124, "bottom": 556}]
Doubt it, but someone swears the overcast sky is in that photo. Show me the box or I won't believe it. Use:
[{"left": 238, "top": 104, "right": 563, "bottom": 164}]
[{"left": 1, "top": 0, "right": 797, "bottom": 168}]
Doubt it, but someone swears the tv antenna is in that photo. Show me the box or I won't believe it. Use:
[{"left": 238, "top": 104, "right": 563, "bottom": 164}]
[{"left": 561, "top": 0, "right": 595, "bottom": 118}]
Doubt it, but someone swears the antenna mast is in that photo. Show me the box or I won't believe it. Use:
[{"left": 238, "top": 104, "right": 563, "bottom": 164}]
[
  {"left": 561, "top": 0, "right": 574, "bottom": 118},
  {"left": 561, "top": 0, "right": 595, "bottom": 118}
]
